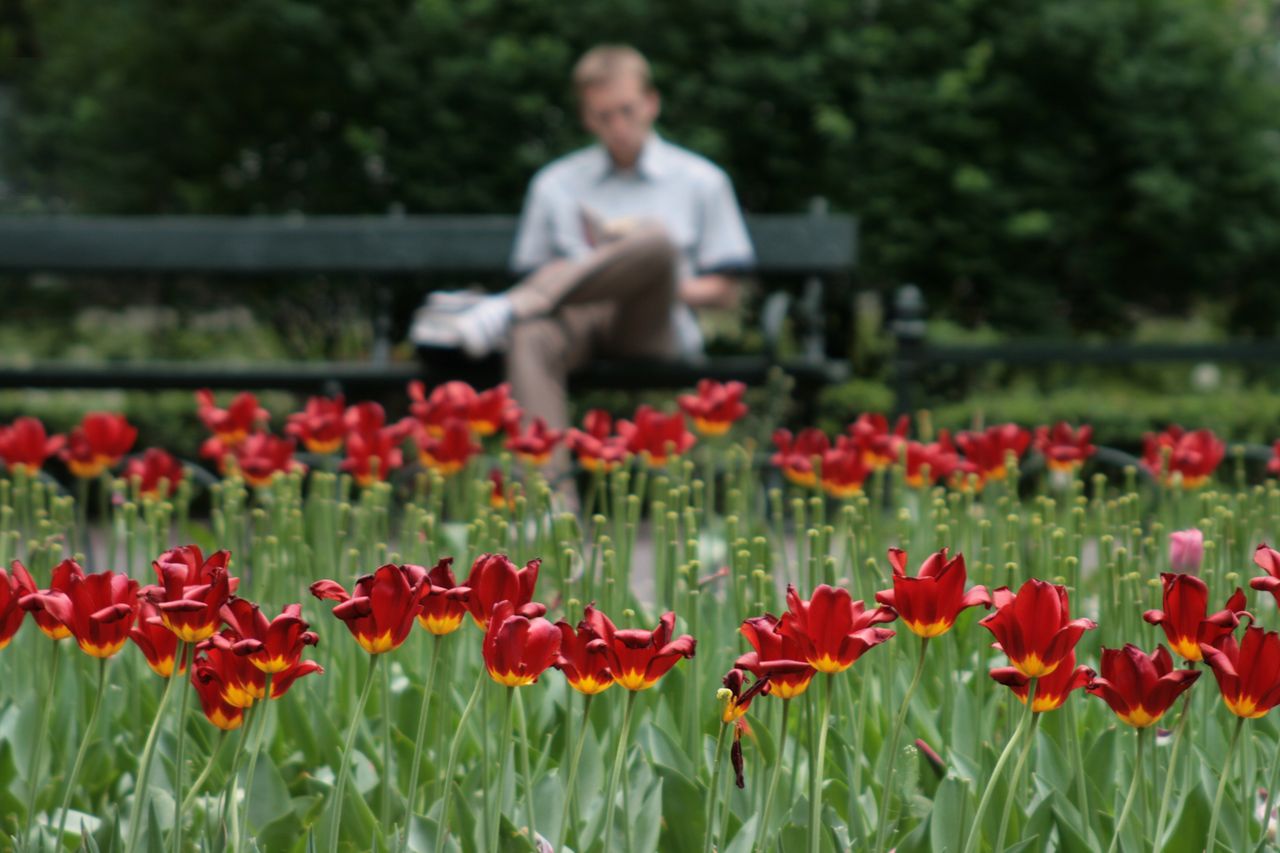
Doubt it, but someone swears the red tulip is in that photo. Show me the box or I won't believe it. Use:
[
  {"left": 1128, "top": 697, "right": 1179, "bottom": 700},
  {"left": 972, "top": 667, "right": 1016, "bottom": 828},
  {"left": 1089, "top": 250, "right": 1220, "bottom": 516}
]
[
  {"left": 1143, "top": 573, "right": 1246, "bottom": 662},
  {"left": 417, "top": 558, "right": 471, "bottom": 636},
  {"left": 130, "top": 601, "right": 186, "bottom": 678},
  {"left": 20, "top": 568, "right": 139, "bottom": 658},
  {"left": 1086, "top": 644, "right": 1201, "bottom": 727},
  {"left": 505, "top": 418, "right": 563, "bottom": 466},
  {"left": 415, "top": 418, "right": 481, "bottom": 477},
  {"left": 462, "top": 554, "right": 544, "bottom": 629},
  {"left": 340, "top": 425, "right": 406, "bottom": 487},
  {"left": 124, "top": 448, "right": 186, "bottom": 499},
  {"left": 778, "top": 584, "right": 895, "bottom": 673},
  {"left": 979, "top": 579, "right": 1095, "bottom": 679},
  {"left": 737, "top": 614, "right": 816, "bottom": 699},
  {"left": 1268, "top": 440, "right": 1280, "bottom": 479},
  {"left": 488, "top": 468, "right": 512, "bottom": 510},
  {"left": 191, "top": 650, "right": 248, "bottom": 731},
  {"left": 677, "top": 380, "right": 748, "bottom": 437},
  {"left": 0, "top": 562, "right": 36, "bottom": 650},
  {"left": 1140, "top": 425, "right": 1225, "bottom": 489},
  {"left": 140, "top": 546, "right": 237, "bottom": 643},
  {"left": 1033, "top": 422, "right": 1096, "bottom": 474},
  {"left": 565, "top": 410, "right": 628, "bottom": 472},
  {"left": 231, "top": 433, "right": 305, "bottom": 488},
  {"left": 60, "top": 412, "right": 137, "bottom": 478},
  {"left": 1201, "top": 625, "right": 1280, "bottom": 718},
  {"left": 770, "top": 428, "right": 830, "bottom": 489},
  {"left": 20, "top": 558, "right": 84, "bottom": 640},
  {"left": 902, "top": 437, "right": 961, "bottom": 488},
  {"left": 468, "top": 383, "right": 520, "bottom": 437},
  {"left": 196, "top": 390, "right": 268, "bottom": 447},
  {"left": 286, "top": 394, "right": 346, "bottom": 454},
  {"left": 719, "top": 667, "right": 773, "bottom": 723},
  {"left": 554, "top": 609, "right": 615, "bottom": 695},
  {"left": 195, "top": 632, "right": 266, "bottom": 708},
  {"left": 483, "top": 601, "right": 562, "bottom": 687},
  {"left": 955, "top": 423, "right": 1031, "bottom": 483},
  {"left": 0, "top": 417, "right": 64, "bottom": 476},
  {"left": 220, "top": 599, "right": 319, "bottom": 673},
  {"left": 992, "top": 650, "right": 1093, "bottom": 713},
  {"left": 820, "top": 437, "right": 871, "bottom": 499},
  {"left": 408, "top": 380, "right": 477, "bottom": 437},
  {"left": 1250, "top": 544, "right": 1280, "bottom": 608},
  {"left": 618, "top": 406, "right": 695, "bottom": 468},
  {"left": 847, "top": 413, "right": 910, "bottom": 470},
  {"left": 310, "top": 563, "right": 428, "bottom": 654},
  {"left": 875, "top": 547, "right": 991, "bottom": 638},
  {"left": 582, "top": 607, "right": 696, "bottom": 690}
]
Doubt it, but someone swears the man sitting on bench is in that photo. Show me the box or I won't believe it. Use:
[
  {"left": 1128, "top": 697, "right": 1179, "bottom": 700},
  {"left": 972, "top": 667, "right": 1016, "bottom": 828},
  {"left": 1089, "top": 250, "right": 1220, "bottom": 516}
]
[{"left": 411, "top": 43, "right": 755, "bottom": 453}]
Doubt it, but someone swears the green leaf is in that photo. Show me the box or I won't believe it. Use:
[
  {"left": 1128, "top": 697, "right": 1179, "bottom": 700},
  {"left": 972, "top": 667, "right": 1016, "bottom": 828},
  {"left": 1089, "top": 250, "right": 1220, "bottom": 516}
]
[
  {"left": 929, "top": 777, "right": 969, "bottom": 853},
  {"left": 1160, "top": 779, "right": 1210, "bottom": 853},
  {"left": 653, "top": 763, "right": 704, "bottom": 853}
]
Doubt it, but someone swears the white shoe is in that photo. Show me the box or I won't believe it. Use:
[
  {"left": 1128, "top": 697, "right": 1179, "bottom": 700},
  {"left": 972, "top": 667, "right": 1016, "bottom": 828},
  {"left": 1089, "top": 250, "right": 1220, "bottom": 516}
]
[
  {"left": 409, "top": 309, "right": 463, "bottom": 348},
  {"left": 452, "top": 296, "right": 513, "bottom": 358}
]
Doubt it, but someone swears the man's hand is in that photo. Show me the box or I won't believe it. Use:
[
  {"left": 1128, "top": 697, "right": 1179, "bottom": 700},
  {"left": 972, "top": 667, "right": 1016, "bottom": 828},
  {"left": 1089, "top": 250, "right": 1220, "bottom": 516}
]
[{"left": 679, "top": 274, "right": 741, "bottom": 310}]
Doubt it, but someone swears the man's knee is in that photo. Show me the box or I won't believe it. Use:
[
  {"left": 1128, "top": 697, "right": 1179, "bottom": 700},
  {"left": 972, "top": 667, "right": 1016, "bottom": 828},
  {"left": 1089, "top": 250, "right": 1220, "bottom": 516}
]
[{"left": 508, "top": 318, "right": 566, "bottom": 365}]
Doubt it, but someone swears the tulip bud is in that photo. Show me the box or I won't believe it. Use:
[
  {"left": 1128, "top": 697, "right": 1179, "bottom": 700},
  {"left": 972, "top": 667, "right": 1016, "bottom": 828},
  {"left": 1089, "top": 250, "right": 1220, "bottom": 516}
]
[{"left": 1169, "top": 529, "right": 1204, "bottom": 574}]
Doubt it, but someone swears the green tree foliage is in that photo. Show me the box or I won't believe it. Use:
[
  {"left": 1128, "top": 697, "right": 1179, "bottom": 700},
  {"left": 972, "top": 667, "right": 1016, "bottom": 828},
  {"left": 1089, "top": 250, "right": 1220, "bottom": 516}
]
[{"left": 3, "top": 0, "right": 1280, "bottom": 333}]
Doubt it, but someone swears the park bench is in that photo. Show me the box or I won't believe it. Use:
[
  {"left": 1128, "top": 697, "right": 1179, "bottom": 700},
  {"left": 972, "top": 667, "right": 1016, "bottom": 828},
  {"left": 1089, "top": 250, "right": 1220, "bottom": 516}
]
[{"left": 0, "top": 204, "right": 854, "bottom": 413}]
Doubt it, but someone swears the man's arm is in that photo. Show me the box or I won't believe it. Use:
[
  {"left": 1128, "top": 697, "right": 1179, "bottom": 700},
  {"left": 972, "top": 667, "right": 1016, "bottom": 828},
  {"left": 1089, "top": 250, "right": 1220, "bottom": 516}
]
[{"left": 690, "top": 169, "right": 754, "bottom": 309}]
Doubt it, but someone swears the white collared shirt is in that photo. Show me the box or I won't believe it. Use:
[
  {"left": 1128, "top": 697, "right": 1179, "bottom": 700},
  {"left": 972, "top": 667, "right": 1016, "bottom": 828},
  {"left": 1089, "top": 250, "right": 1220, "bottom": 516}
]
[{"left": 510, "top": 133, "right": 755, "bottom": 357}]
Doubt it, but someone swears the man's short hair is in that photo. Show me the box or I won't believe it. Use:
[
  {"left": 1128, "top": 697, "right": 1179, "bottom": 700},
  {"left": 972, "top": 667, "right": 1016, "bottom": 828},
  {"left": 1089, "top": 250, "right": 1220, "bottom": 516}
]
[{"left": 572, "top": 45, "right": 653, "bottom": 98}]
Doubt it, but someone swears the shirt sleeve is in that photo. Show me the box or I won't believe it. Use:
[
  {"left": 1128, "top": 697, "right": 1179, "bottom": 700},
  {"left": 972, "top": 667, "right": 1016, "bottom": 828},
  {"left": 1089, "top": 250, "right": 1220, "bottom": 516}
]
[
  {"left": 696, "top": 170, "right": 755, "bottom": 275},
  {"left": 509, "top": 176, "right": 556, "bottom": 275}
]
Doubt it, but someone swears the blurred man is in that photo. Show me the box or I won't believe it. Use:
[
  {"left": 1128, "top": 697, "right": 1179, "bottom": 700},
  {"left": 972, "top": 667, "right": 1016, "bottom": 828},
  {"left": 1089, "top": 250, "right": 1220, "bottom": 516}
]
[{"left": 412, "top": 44, "right": 754, "bottom": 461}]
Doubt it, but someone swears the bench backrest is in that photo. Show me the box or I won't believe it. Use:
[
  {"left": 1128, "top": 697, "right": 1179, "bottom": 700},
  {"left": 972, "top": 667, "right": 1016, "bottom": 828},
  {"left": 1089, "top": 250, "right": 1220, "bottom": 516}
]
[{"left": 0, "top": 213, "right": 857, "bottom": 276}]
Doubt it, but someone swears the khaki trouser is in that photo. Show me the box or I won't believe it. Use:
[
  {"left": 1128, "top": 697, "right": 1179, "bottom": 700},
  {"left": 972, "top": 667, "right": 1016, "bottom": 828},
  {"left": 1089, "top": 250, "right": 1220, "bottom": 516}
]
[{"left": 504, "top": 225, "right": 681, "bottom": 475}]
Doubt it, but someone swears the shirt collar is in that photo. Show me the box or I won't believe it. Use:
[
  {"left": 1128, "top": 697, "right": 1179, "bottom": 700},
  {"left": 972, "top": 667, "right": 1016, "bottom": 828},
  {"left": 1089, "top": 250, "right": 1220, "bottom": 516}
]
[{"left": 595, "top": 132, "right": 668, "bottom": 182}]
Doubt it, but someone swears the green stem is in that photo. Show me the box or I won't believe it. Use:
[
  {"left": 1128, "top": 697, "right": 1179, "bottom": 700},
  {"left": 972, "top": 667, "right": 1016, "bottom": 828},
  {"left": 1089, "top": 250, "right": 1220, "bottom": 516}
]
[
  {"left": 401, "top": 635, "right": 443, "bottom": 853},
  {"left": 126, "top": 641, "right": 184, "bottom": 853},
  {"left": 179, "top": 730, "right": 230, "bottom": 816},
  {"left": 222, "top": 714, "right": 253, "bottom": 848},
  {"left": 328, "top": 654, "right": 381, "bottom": 853},
  {"left": 1107, "top": 728, "right": 1146, "bottom": 853},
  {"left": 1067, "top": 692, "right": 1089, "bottom": 830},
  {"left": 961, "top": 677, "right": 1038, "bottom": 853},
  {"left": 1207, "top": 716, "right": 1246, "bottom": 853},
  {"left": 874, "top": 637, "right": 929, "bottom": 851},
  {"left": 490, "top": 687, "right": 515, "bottom": 853},
  {"left": 170, "top": 645, "right": 195, "bottom": 853},
  {"left": 602, "top": 690, "right": 639, "bottom": 852},
  {"left": 702, "top": 724, "right": 728, "bottom": 853},
  {"left": 1255, "top": 728, "right": 1280, "bottom": 851},
  {"left": 757, "top": 699, "right": 791, "bottom": 850},
  {"left": 514, "top": 688, "right": 537, "bottom": 845},
  {"left": 996, "top": 714, "right": 1041, "bottom": 852},
  {"left": 22, "top": 639, "right": 61, "bottom": 851},
  {"left": 56, "top": 657, "right": 108, "bottom": 844},
  {"left": 809, "top": 674, "right": 834, "bottom": 853},
  {"left": 435, "top": 671, "right": 485, "bottom": 853},
  {"left": 382, "top": 659, "right": 394, "bottom": 834},
  {"left": 1153, "top": 691, "right": 1194, "bottom": 852},
  {"left": 556, "top": 693, "right": 594, "bottom": 852},
  {"left": 236, "top": 673, "right": 273, "bottom": 852}
]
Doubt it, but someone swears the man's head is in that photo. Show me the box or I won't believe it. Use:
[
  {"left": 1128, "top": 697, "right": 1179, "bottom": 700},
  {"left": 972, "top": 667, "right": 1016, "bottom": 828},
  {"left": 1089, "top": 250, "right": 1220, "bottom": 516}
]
[{"left": 573, "top": 45, "right": 660, "bottom": 170}]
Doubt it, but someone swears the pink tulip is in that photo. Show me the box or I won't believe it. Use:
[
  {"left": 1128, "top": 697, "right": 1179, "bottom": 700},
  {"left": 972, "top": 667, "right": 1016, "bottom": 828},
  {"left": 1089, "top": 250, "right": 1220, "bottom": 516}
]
[{"left": 1170, "top": 529, "right": 1204, "bottom": 574}]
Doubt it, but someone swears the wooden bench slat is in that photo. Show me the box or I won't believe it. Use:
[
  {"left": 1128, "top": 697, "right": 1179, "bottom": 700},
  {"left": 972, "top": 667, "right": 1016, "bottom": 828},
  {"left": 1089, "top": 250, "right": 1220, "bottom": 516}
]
[{"left": 0, "top": 214, "right": 856, "bottom": 275}]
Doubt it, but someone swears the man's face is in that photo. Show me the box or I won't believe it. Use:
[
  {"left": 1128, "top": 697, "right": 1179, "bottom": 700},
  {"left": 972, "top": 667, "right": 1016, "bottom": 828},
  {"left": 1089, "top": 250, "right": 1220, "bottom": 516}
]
[{"left": 580, "top": 74, "right": 660, "bottom": 168}]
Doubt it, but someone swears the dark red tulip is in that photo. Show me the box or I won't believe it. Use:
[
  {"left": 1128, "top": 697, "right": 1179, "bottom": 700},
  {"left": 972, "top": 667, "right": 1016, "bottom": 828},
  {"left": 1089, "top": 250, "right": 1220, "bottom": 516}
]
[
  {"left": 847, "top": 413, "right": 910, "bottom": 470},
  {"left": 231, "top": 432, "right": 305, "bottom": 488},
  {"left": 992, "top": 650, "right": 1093, "bottom": 712},
  {"left": 554, "top": 606, "right": 615, "bottom": 695},
  {"left": 1086, "top": 644, "right": 1201, "bottom": 727},
  {"left": 0, "top": 562, "right": 36, "bottom": 650},
  {"left": 415, "top": 418, "right": 481, "bottom": 477},
  {"left": 191, "top": 651, "right": 248, "bottom": 731},
  {"left": 1143, "top": 573, "right": 1246, "bottom": 662},
  {"left": 408, "top": 380, "right": 476, "bottom": 437},
  {"left": 505, "top": 417, "right": 563, "bottom": 466},
  {"left": 417, "top": 558, "right": 471, "bottom": 636},
  {"left": 617, "top": 406, "right": 695, "bottom": 468},
  {"left": 955, "top": 423, "right": 1031, "bottom": 483},
  {"left": 340, "top": 425, "right": 406, "bottom": 488},
  {"left": 130, "top": 601, "right": 186, "bottom": 678},
  {"left": 1140, "top": 425, "right": 1225, "bottom": 489},
  {"left": 0, "top": 416, "right": 64, "bottom": 475},
  {"left": 468, "top": 383, "right": 520, "bottom": 437},
  {"left": 770, "top": 428, "right": 830, "bottom": 489},
  {"left": 20, "top": 569, "right": 139, "bottom": 658},
  {"left": 565, "top": 410, "right": 628, "bottom": 472},
  {"left": 140, "top": 546, "right": 237, "bottom": 643},
  {"left": 979, "top": 578, "right": 1095, "bottom": 679},
  {"left": 1250, "top": 544, "right": 1280, "bottom": 608},
  {"left": 875, "top": 547, "right": 991, "bottom": 638},
  {"left": 220, "top": 599, "right": 319, "bottom": 673},
  {"left": 483, "top": 601, "right": 561, "bottom": 687},
  {"left": 820, "top": 437, "right": 872, "bottom": 499},
  {"left": 1201, "top": 625, "right": 1280, "bottom": 719},
  {"left": 583, "top": 606, "right": 696, "bottom": 690},
  {"left": 778, "top": 584, "right": 895, "bottom": 674},
  {"left": 286, "top": 394, "right": 346, "bottom": 454},
  {"left": 311, "top": 563, "right": 428, "bottom": 654},
  {"left": 124, "top": 448, "right": 186, "bottom": 500},
  {"left": 196, "top": 390, "right": 268, "bottom": 447},
  {"left": 1033, "top": 422, "right": 1096, "bottom": 474},
  {"left": 462, "top": 553, "right": 544, "bottom": 629},
  {"left": 902, "top": 437, "right": 961, "bottom": 488},
  {"left": 60, "top": 412, "right": 137, "bottom": 478},
  {"left": 20, "top": 558, "right": 84, "bottom": 640},
  {"left": 737, "top": 614, "right": 816, "bottom": 699}
]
